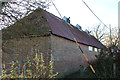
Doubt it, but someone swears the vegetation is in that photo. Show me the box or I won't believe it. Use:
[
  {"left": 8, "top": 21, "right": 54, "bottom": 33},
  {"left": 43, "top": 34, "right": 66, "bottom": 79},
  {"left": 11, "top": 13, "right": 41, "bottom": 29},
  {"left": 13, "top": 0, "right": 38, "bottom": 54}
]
[
  {"left": 2, "top": 49, "right": 58, "bottom": 79},
  {"left": 64, "top": 50, "right": 120, "bottom": 78},
  {"left": 88, "top": 24, "right": 119, "bottom": 47},
  {"left": 83, "top": 51, "right": 120, "bottom": 78},
  {"left": 86, "top": 52, "right": 114, "bottom": 78},
  {"left": 88, "top": 24, "right": 107, "bottom": 43},
  {"left": 0, "top": 0, "right": 52, "bottom": 28}
]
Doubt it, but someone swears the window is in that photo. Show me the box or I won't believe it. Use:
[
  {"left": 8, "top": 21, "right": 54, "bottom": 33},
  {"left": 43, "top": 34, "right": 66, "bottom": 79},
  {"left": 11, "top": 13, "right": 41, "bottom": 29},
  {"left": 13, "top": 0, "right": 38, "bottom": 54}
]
[
  {"left": 117, "top": 50, "right": 119, "bottom": 53},
  {"left": 111, "top": 49, "right": 114, "bottom": 53},
  {"left": 94, "top": 48, "right": 98, "bottom": 52},
  {"left": 89, "top": 46, "right": 93, "bottom": 51},
  {"left": 98, "top": 49, "right": 101, "bottom": 52}
]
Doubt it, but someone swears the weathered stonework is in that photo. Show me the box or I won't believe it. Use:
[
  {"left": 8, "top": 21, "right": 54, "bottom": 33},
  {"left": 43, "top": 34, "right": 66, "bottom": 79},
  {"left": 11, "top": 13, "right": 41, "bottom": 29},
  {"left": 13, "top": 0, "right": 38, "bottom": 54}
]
[
  {"left": 2, "top": 34, "right": 98, "bottom": 77},
  {"left": 51, "top": 35, "right": 97, "bottom": 76},
  {"left": 2, "top": 36, "right": 51, "bottom": 63}
]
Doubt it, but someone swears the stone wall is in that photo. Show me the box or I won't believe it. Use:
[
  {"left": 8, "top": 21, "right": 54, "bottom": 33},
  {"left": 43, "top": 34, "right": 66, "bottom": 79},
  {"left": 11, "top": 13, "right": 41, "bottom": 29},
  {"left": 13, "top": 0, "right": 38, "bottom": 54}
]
[
  {"left": 2, "top": 36, "right": 51, "bottom": 64},
  {"left": 2, "top": 34, "right": 98, "bottom": 77},
  {"left": 51, "top": 35, "right": 98, "bottom": 76}
]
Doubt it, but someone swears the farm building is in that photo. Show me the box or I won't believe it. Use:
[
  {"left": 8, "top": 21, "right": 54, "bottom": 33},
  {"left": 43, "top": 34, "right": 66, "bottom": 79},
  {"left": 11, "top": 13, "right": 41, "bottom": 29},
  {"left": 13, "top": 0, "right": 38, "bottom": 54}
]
[{"left": 2, "top": 8, "right": 105, "bottom": 77}]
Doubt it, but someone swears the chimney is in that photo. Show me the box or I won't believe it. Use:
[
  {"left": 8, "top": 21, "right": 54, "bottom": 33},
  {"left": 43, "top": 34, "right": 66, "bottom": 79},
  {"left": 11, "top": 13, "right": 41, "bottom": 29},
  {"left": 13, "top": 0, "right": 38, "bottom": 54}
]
[
  {"left": 76, "top": 24, "right": 82, "bottom": 31},
  {"left": 63, "top": 16, "right": 70, "bottom": 24},
  {"left": 63, "top": 16, "right": 67, "bottom": 22},
  {"left": 85, "top": 29, "right": 90, "bottom": 34}
]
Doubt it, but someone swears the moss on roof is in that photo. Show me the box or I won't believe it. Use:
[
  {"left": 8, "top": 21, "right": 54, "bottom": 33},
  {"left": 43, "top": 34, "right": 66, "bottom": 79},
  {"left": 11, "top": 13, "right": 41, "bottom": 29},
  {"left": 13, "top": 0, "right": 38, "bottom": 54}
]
[{"left": 2, "top": 8, "right": 51, "bottom": 40}]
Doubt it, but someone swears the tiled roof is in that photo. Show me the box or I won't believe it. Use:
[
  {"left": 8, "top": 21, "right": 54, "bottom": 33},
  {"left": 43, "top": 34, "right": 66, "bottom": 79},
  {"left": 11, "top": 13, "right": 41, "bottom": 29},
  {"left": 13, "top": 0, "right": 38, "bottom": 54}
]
[
  {"left": 2, "top": 8, "right": 105, "bottom": 49},
  {"left": 44, "top": 10, "right": 105, "bottom": 49}
]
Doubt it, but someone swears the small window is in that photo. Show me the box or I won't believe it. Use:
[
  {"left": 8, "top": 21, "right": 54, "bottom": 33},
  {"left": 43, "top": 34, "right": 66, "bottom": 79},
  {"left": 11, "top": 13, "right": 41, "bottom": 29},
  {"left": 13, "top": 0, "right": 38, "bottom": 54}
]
[
  {"left": 98, "top": 49, "right": 101, "bottom": 52},
  {"left": 94, "top": 48, "right": 98, "bottom": 52},
  {"left": 111, "top": 49, "right": 114, "bottom": 52},
  {"left": 89, "top": 46, "right": 93, "bottom": 51},
  {"left": 117, "top": 50, "right": 119, "bottom": 53}
]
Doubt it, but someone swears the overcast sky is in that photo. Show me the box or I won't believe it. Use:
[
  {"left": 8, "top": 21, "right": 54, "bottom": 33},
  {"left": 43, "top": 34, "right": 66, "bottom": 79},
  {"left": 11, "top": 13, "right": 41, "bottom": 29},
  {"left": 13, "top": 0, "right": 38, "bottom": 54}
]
[{"left": 47, "top": 0, "right": 119, "bottom": 30}]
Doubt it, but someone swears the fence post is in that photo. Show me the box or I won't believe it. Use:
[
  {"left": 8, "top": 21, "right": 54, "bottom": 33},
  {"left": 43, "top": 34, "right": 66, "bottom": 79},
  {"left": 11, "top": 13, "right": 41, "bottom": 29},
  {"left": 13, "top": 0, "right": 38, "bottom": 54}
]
[
  {"left": 23, "top": 62, "right": 26, "bottom": 78},
  {"left": 18, "top": 64, "right": 20, "bottom": 76},
  {"left": 1, "top": 61, "right": 27, "bottom": 78},
  {"left": 1, "top": 64, "right": 3, "bottom": 78}
]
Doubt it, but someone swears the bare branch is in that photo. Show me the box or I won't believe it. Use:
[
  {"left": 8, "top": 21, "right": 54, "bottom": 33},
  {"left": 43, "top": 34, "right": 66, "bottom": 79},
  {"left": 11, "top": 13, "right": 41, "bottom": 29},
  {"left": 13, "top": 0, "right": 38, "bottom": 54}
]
[{"left": 0, "top": 0, "right": 52, "bottom": 28}]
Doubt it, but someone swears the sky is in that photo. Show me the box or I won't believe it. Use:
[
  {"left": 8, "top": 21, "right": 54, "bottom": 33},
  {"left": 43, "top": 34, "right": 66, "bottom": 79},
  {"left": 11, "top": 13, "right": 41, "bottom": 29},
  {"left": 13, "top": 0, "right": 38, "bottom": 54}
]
[{"left": 47, "top": 0, "right": 119, "bottom": 30}]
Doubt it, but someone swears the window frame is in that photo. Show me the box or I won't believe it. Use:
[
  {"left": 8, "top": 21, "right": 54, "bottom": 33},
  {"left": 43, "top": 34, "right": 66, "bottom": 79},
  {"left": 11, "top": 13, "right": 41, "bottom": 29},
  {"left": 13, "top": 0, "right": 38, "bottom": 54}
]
[
  {"left": 88, "top": 46, "right": 93, "bottom": 51},
  {"left": 94, "top": 48, "right": 98, "bottom": 52},
  {"left": 98, "top": 49, "right": 101, "bottom": 52}
]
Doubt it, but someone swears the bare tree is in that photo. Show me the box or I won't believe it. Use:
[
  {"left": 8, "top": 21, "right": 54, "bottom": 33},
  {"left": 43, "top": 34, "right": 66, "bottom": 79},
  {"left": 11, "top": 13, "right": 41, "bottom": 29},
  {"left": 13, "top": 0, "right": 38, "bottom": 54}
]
[
  {"left": 104, "top": 27, "right": 119, "bottom": 47},
  {"left": 88, "top": 24, "right": 107, "bottom": 43},
  {"left": 0, "top": 0, "right": 53, "bottom": 29},
  {"left": 88, "top": 24, "right": 119, "bottom": 47}
]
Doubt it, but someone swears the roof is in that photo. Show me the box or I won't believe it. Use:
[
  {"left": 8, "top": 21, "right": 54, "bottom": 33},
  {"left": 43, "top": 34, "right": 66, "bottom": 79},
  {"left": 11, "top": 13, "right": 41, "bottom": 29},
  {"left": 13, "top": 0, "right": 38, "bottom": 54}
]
[
  {"left": 44, "top": 10, "right": 105, "bottom": 49},
  {"left": 2, "top": 8, "right": 105, "bottom": 49},
  {"left": 2, "top": 8, "right": 51, "bottom": 40}
]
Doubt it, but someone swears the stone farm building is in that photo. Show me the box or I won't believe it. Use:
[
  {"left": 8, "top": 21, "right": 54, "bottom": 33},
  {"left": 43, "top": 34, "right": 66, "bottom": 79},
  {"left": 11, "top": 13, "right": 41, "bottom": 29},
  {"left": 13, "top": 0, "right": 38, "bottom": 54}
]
[{"left": 2, "top": 8, "right": 105, "bottom": 77}]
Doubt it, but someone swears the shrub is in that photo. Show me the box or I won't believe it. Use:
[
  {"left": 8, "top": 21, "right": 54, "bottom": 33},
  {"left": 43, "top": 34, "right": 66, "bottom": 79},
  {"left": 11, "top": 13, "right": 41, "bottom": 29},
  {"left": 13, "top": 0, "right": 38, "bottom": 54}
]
[
  {"left": 86, "top": 51, "right": 118, "bottom": 78},
  {"left": 2, "top": 49, "right": 58, "bottom": 79}
]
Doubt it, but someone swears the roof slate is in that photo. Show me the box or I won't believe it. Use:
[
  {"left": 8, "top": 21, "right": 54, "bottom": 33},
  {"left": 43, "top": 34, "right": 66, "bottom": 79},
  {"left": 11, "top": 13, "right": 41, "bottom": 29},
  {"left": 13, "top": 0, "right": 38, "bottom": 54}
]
[{"left": 44, "top": 10, "right": 105, "bottom": 49}]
